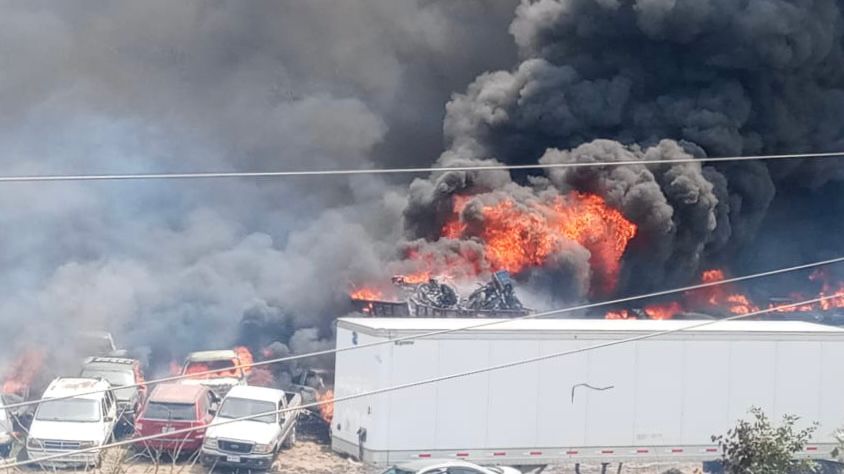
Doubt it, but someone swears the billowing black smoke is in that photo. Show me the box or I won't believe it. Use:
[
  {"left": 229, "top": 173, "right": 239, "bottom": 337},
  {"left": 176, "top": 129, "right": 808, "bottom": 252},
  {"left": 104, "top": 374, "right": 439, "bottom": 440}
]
[
  {"left": 403, "top": 0, "right": 844, "bottom": 301},
  {"left": 2, "top": 0, "right": 844, "bottom": 376}
]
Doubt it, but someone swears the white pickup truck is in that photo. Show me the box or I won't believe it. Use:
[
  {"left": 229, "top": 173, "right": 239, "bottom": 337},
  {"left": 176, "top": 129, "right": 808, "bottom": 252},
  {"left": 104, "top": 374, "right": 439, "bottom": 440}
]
[{"left": 200, "top": 385, "right": 302, "bottom": 470}]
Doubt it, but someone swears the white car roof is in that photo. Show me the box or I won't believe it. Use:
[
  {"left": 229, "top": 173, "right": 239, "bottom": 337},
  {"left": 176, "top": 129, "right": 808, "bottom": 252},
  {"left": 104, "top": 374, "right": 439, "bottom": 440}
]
[
  {"left": 186, "top": 350, "right": 238, "bottom": 361},
  {"left": 224, "top": 385, "right": 285, "bottom": 403},
  {"left": 43, "top": 377, "right": 111, "bottom": 400}
]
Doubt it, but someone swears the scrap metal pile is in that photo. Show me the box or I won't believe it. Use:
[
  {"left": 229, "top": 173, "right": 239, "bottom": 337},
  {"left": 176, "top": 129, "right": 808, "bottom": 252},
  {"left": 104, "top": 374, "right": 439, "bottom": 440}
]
[{"left": 352, "top": 271, "right": 531, "bottom": 317}]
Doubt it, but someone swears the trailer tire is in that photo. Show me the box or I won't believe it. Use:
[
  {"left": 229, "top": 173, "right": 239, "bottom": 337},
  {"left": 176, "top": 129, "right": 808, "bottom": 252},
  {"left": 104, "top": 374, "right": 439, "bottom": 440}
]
[{"left": 282, "top": 427, "right": 296, "bottom": 449}]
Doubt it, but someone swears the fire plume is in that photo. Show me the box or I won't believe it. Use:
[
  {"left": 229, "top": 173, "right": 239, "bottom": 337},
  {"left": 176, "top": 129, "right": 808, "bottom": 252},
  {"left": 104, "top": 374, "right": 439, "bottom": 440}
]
[
  {"left": 442, "top": 192, "right": 637, "bottom": 294},
  {"left": 2, "top": 349, "right": 45, "bottom": 396},
  {"left": 317, "top": 389, "right": 334, "bottom": 424}
]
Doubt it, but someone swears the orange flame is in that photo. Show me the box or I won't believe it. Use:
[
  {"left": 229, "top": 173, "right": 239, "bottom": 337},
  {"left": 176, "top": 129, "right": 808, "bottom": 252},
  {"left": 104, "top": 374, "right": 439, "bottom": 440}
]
[
  {"left": 442, "top": 192, "right": 637, "bottom": 294},
  {"left": 349, "top": 287, "right": 383, "bottom": 300},
  {"left": 2, "top": 350, "right": 45, "bottom": 396},
  {"left": 394, "top": 272, "right": 432, "bottom": 285},
  {"left": 317, "top": 389, "right": 334, "bottom": 424},
  {"left": 234, "top": 346, "right": 253, "bottom": 375},
  {"left": 605, "top": 309, "right": 632, "bottom": 320},
  {"left": 644, "top": 301, "right": 683, "bottom": 320},
  {"left": 178, "top": 346, "right": 254, "bottom": 379}
]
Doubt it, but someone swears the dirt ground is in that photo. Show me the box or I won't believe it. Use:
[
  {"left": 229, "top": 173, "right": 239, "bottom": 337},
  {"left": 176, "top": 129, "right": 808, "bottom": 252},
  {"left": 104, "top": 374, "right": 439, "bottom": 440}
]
[
  {"left": 5, "top": 440, "right": 707, "bottom": 474},
  {"left": 4, "top": 424, "right": 708, "bottom": 474}
]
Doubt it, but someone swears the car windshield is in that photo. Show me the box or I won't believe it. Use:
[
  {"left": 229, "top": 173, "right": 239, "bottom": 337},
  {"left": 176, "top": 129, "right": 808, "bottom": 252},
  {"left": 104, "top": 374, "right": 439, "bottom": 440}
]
[
  {"left": 184, "top": 360, "right": 240, "bottom": 379},
  {"left": 143, "top": 402, "right": 196, "bottom": 421},
  {"left": 217, "top": 397, "right": 275, "bottom": 423},
  {"left": 35, "top": 398, "right": 100, "bottom": 422}
]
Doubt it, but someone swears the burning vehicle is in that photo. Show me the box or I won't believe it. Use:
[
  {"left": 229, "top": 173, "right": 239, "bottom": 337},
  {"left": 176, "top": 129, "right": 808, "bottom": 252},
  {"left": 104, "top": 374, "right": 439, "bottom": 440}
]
[
  {"left": 284, "top": 368, "right": 334, "bottom": 426},
  {"left": 79, "top": 356, "right": 146, "bottom": 430},
  {"left": 179, "top": 350, "right": 247, "bottom": 398}
]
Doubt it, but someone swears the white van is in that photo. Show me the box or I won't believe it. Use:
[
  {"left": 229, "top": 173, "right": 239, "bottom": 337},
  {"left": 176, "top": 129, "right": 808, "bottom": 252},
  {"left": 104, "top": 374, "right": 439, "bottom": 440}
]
[{"left": 26, "top": 378, "right": 117, "bottom": 467}]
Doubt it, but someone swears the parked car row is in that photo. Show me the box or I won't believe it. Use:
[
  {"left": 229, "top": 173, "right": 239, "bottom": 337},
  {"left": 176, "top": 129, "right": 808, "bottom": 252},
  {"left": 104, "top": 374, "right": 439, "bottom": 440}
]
[{"left": 0, "top": 346, "right": 302, "bottom": 472}]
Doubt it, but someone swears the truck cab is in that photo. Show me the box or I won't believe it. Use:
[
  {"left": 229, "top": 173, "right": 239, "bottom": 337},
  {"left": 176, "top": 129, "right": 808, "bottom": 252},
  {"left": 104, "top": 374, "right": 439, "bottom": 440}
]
[
  {"left": 200, "top": 385, "right": 301, "bottom": 470},
  {"left": 179, "top": 350, "right": 246, "bottom": 397},
  {"left": 134, "top": 383, "right": 217, "bottom": 454},
  {"left": 79, "top": 356, "right": 145, "bottom": 429},
  {"left": 26, "top": 378, "right": 117, "bottom": 467}
]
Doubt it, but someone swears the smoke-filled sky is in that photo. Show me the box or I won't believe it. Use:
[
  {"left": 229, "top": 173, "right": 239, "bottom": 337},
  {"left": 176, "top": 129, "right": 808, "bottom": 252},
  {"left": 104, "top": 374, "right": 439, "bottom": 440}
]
[{"left": 1, "top": 0, "right": 844, "bottom": 368}]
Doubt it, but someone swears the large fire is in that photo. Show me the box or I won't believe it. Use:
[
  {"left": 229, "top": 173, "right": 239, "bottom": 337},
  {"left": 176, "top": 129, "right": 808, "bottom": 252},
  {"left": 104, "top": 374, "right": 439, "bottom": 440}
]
[
  {"left": 2, "top": 349, "right": 45, "bottom": 396},
  {"left": 440, "top": 192, "right": 637, "bottom": 294},
  {"left": 606, "top": 268, "right": 844, "bottom": 320}
]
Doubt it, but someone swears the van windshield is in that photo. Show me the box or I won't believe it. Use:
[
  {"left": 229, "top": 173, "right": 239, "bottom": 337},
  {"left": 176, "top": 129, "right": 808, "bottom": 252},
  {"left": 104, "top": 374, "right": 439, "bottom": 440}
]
[
  {"left": 217, "top": 397, "right": 275, "bottom": 423},
  {"left": 35, "top": 398, "right": 100, "bottom": 422},
  {"left": 143, "top": 402, "right": 196, "bottom": 421}
]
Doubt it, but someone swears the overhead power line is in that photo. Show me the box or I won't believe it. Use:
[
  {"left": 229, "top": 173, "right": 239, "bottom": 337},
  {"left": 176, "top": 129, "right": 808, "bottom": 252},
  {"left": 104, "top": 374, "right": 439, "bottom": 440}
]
[
  {"left": 2, "top": 293, "right": 839, "bottom": 470},
  {"left": 0, "top": 151, "right": 840, "bottom": 182},
  {"left": 1, "top": 255, "right": 842, "bottom": 413}
]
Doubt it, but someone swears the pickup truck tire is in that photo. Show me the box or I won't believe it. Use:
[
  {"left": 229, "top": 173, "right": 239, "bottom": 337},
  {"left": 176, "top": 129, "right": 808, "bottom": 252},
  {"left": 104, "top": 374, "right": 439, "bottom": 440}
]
[{"left": 282, "top": 427, "right": 296, "bottom": 449}]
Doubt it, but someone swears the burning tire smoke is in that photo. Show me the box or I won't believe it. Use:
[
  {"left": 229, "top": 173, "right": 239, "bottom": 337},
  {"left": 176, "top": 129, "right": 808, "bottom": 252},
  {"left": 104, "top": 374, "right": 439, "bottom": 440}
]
[{"left": 2, "top": 0, "right": 844, "bottom": 373}]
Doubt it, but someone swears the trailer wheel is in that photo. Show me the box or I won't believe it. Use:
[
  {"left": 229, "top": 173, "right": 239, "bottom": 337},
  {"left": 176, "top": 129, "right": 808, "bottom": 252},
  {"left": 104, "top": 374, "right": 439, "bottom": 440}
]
[{"left": 282, "top": 427, "right": 296, "bottom": 449}]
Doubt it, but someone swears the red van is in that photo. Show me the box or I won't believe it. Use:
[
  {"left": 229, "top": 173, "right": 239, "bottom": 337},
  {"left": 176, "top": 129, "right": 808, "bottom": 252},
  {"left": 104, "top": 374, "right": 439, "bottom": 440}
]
[{"left": 134, "top": 383, "right": 217, "bottom": 454}]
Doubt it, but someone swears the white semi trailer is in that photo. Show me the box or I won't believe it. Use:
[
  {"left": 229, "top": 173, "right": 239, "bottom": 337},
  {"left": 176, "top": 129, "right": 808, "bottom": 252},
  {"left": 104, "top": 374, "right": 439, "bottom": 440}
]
[{"left": 331, "top": 317, "right": 844, "bottom": 467}]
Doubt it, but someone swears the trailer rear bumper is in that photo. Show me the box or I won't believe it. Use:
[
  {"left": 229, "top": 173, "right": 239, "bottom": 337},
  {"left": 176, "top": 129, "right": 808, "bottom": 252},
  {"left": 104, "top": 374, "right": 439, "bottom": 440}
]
[{"left": 332, "top": 436, "right": 835, "bottom": 467}]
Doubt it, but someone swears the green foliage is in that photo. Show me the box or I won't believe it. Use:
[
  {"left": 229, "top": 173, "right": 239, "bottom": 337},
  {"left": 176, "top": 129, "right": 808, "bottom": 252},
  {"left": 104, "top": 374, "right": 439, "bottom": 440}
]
[{"left": 711, "top": 407, "right": 818, "bottom": 474}]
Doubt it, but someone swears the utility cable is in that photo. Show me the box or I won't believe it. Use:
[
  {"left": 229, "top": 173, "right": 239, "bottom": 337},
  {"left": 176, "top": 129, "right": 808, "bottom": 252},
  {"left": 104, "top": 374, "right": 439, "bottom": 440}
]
[{"left": 0, "top": 151, "right": 839, "bottom": 182}]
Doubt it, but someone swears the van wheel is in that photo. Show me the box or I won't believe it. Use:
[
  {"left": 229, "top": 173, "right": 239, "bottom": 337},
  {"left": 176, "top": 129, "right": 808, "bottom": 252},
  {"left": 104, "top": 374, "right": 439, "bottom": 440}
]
[{"left": 282, "top": 427, "right": 296, "bottom": 449}]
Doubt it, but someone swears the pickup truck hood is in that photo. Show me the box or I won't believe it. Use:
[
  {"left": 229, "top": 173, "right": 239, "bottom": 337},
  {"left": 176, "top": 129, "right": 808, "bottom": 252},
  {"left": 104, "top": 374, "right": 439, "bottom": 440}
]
[
  {"left": 29, "top": 421, "right": 105, "bottom": 443},
  {"left": 207, "top": 419, "right": 278, "bottom": 445}
]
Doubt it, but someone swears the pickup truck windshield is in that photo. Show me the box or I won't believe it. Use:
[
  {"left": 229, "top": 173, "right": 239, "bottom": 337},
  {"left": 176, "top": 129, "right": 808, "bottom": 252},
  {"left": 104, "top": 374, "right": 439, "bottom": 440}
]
[
  {"left": 80, "top": 369, "right": 136, "bottom": 400},
  {"left": 35, "top": 398, "right": 100, "bottom": 422},
  {"left": 217, "top": 397, "right": 275, "bottom": 423},
  {"left": 143, "top": 402, "right": 196, "bottom": 421},
  {"left": 184, "top": 360, "right": 240, "bottom": 379}
]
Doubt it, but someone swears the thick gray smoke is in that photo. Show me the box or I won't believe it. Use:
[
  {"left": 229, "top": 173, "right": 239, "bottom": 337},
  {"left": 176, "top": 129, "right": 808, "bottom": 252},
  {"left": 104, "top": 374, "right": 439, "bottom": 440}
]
[
  {"left": 0, "top": 0, "right": 520, "bottom": 370},
  {"left": 403, "top": 0, "right": 844, "bottom": 299},
  {"left": 2, "top": 0, "right": 844, "bottom": 375}
]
